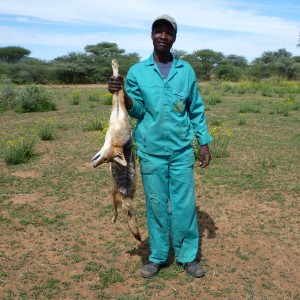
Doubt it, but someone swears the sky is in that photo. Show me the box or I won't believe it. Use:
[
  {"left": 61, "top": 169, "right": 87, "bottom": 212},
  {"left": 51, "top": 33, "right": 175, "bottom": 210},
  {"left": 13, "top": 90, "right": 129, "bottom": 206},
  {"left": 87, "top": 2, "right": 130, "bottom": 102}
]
[{"left": 0, "top": 0, "right": 299, "bottom": 63}]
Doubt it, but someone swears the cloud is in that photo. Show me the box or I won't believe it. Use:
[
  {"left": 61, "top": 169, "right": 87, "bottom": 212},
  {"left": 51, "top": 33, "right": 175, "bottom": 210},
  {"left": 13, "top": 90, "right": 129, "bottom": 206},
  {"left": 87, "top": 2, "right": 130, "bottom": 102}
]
[
  {"left": 0, "top": 0, "right": 299, "bottom": 61},
  {"left": 1, "top": 0, "right": 299, "bottom": 33}
]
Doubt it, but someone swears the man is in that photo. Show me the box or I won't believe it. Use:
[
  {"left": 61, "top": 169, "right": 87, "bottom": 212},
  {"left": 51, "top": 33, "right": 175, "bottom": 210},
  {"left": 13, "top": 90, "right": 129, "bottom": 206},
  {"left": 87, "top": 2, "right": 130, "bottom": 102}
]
[{"left": 108, "top": 14, "right": 213, "bottom": 278}]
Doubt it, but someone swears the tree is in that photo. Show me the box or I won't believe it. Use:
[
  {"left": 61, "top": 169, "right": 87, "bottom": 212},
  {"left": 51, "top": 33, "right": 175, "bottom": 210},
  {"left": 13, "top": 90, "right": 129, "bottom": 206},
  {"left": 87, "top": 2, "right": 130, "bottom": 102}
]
[
  {"left": 171, "top": 49, "right": 187, "bottom": 59},
  {"left": 249, "top": 49, "right": 298, "bottom": 80},
  {"left": 0, "top": 46, "right": 31, "bottom": 63},
  {"left": 84, "top": 42, "right": 125, "bottom": 57},
  {"left": 272, "top": 57, "right": 297, "bottom": 80},
  {"left": 214, "top": 54, "right": 248, "bottom": 81},
  {"left": 223, "top": 54, "right": 248, "bottom": 68},
  {"left": 115, "top": 52, "right": 140, "bottom": 76},
  {"left": 50, "top": 47, "right": 140, "bottom": 83},
  {"left": 293, "top": 56, "right": 300, "bottom": 63},
  {"left": 253, "top": 49, "right": 292, "bottom": 64},
  {"left": 182, "top": 49, "right": 224, "bottom": 80},
  {"left": 214, "top": 63, "right": 242, "bottom": 81},
  {"left": 52, "top": 52, "right": 97, "bottom": 84}
]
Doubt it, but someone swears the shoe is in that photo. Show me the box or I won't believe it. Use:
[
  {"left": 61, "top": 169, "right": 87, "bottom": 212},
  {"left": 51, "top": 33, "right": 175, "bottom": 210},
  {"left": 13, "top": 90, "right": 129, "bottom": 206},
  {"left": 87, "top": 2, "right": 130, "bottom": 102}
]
[
  {"left": 183, "top": 261, "right": 205, "bottom": 278},
  {"left": 141, "top": 262, "right": 160, "bottom": 278}
]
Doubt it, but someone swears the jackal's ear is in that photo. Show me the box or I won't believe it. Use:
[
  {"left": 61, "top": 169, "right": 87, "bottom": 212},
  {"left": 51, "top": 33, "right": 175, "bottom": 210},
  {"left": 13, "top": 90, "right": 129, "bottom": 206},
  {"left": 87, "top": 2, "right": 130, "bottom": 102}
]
[{"left": 114, "top": 153, "right": 127, "bottom": 166}]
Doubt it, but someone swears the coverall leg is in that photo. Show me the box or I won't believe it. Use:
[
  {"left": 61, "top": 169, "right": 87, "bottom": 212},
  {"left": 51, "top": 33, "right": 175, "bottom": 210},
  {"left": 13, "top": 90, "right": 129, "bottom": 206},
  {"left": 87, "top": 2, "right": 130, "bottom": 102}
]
[{"left": 138, "top": 147, "right": 199, "bottom": 265}]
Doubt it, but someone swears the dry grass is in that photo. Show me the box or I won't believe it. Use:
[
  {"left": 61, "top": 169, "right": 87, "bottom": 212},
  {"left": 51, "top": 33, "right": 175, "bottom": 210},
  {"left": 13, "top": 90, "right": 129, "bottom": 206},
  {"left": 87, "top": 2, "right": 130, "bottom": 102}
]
[{"left": 0, "top": 82, "right": 299, "bottom": 299}]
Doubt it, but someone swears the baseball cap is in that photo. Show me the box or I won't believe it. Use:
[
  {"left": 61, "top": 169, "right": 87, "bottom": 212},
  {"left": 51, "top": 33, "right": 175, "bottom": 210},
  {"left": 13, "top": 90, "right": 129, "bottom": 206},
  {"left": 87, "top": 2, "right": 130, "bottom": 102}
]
[{"left": 152, "top": 14, "right": 177, "bottom": 33}]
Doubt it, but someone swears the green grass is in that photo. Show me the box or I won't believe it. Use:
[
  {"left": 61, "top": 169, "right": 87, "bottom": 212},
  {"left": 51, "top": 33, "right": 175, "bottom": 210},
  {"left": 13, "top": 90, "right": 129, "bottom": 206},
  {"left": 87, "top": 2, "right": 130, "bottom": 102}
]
[
  {"left": 14, "top": 84, "right": 57, "bottom": 112},
  {"left": 205, "top": 94, "right": 222, "bottom": 105},
  {"left": 69, "top": 90, "right": 81, "bottom": 105},
  {"left": 0, "top": 81, "right": 299, "bottom": 299},
  {"left": 37, "top": 122, "right": 56, "bottom": 140},
  {"left": 83, "top": 116, "right": 104, "bottom": 131},
  {"left": 1, "top": 136, "right": 36, "bottom": 165}
]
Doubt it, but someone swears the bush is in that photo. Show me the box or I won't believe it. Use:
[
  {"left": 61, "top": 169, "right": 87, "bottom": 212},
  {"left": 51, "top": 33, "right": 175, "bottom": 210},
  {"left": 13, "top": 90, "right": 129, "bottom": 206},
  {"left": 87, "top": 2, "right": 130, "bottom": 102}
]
[
  {"left": 14, "top": 84, "right": 56, "bottom": 112},
  {"left": 37, "top": 123, "right": 55, "bottom": 140},
  {"left": 237, "top": 116, "right": 247, "bottom": 125},
  {"left": 102, "top": 92, "right": 112, "bottom": 105},
  {"left": 206, "top": 94, "right": 222, "bottom": 105},
  {"left": 238, "top": 103, "right": 261, "bottom": 114},
  {"left": 83, "top": 116, "right": 103, "bottom": 131},
  {"left": 88, "top": 90, "right": 101, "bottom": 102},
  {"left": 2, "top": 136, "right": 36, "bottom": 165},
  {"left": 0, "top": 76, "right": 17, "bottom": 111},
  {"left": 69, "top": 90, "right": 80, "bottom": 105},
  {"left": 209, "top": 123, "right": 233, "bottom": 158}
]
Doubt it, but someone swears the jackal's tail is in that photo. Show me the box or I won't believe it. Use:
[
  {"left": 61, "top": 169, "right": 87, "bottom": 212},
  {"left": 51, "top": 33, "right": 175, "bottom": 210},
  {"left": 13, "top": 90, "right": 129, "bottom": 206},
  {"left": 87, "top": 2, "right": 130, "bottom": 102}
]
[{"left": 123, "top": 201, "right": 141, "bottom": 241}]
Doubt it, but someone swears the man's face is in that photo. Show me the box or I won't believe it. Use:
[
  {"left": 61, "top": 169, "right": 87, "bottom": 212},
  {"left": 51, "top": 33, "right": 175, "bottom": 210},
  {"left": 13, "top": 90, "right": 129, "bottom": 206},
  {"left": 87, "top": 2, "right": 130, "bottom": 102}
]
[{"left": 151, "top": 21, "right": 176, "bottom": 53}]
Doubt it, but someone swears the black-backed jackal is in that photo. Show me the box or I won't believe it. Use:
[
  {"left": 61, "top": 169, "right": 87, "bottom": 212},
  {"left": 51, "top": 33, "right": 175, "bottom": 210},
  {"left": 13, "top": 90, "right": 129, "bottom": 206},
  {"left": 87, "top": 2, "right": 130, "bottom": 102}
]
[{"left": 92, "top": 59, "right": 141, "bottom": 241}]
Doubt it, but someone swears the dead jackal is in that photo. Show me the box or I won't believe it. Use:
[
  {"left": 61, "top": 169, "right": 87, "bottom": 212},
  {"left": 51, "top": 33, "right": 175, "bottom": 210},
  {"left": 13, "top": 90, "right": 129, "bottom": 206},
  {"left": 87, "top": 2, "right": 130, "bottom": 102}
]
[{"left": 92, "top": 59, "right": 141, "bottom": 241}]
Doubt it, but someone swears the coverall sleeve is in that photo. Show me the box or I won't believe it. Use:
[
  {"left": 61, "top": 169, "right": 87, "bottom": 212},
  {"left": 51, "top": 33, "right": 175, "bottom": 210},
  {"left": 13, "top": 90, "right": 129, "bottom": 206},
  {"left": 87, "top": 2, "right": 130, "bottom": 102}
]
[
  {"left": 187, "top": 77, "right": 213, "bottom": 146},
  {"left": 125, "top": 68, "right": 146, "bottom": 120}
]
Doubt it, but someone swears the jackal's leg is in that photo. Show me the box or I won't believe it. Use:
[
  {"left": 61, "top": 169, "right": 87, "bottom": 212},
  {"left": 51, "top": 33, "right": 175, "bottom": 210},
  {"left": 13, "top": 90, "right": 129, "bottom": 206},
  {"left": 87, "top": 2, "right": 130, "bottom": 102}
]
[
  {"left": 112, "top": 59, "right": 118, "bottom": 77},
  {"left": 117, "top": 89, "right": 128, "bottom": 121},
  {"left": 111, "top": 59, "right": 125, "bottom": 121},
  {"left": 123, "top": 200, "right": 141, "bottom": 241},
  {"left": 112, "top": 193, "right": 118, "bottom": 223},
  {"left": 110, "top": 93, "right": 119, "bottom": 122}
]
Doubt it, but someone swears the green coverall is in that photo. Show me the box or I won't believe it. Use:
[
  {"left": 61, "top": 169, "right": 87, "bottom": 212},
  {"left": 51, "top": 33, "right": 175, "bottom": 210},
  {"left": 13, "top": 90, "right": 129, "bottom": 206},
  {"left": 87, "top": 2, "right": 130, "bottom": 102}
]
[{"left": 126, "top": 54, "right": 213, "bottom": 264}]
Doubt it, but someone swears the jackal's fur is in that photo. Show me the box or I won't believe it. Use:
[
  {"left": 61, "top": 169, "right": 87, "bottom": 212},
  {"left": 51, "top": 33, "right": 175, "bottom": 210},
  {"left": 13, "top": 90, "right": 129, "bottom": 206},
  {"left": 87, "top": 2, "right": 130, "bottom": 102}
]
[{"left": 92, "top": 60, "right": 141, "bottom": 241}]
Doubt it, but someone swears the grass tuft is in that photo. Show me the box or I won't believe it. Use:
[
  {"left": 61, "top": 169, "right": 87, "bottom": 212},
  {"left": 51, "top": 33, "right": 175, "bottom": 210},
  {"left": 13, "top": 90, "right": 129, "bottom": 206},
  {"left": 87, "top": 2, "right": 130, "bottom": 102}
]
[
  {"left": 2, "top": 136, "right": 36, "bottom": 165},
  {"left": 83, "top": 116, "right": 104, "bottom": 131},
  {"left": 37, "top": 123, "right": 56, "bottom": 140}
]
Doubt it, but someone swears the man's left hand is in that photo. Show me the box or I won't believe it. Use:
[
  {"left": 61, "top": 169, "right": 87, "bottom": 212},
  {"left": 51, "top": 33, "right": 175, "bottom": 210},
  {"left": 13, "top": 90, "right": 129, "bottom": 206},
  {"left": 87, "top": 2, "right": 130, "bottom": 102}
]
[{"left": 198, "top": 144, "right": 211, "bottom": 168}]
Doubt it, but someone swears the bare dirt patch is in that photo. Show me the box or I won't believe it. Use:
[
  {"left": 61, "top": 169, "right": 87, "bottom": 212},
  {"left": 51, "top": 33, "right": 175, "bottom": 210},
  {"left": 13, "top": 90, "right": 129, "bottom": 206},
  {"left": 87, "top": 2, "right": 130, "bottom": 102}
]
[
  {"left": 9, "top": 192, "right": 44, "bottom": 204},
  {"left": 12, "top": 170, "right": 42, "bottom": 178}
]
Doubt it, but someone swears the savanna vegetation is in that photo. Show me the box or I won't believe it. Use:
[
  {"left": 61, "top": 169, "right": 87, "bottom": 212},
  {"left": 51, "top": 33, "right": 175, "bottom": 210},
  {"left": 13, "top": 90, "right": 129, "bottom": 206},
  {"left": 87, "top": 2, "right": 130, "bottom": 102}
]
[
  {"left": 0, "top": 77, "right": 299, "bottom": 298},
  {"left": 0, "top": 43, "right": 300, "bottom": 85},
  {"left": 1, "top": 39, "right": 299, "bottom": 299}
]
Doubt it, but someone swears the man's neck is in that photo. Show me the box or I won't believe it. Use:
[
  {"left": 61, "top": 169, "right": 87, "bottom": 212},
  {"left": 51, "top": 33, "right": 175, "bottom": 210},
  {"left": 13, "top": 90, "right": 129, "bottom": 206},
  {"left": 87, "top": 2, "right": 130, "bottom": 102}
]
[{"left": 153, "top": 51, "right": 173, "bottom": 63}]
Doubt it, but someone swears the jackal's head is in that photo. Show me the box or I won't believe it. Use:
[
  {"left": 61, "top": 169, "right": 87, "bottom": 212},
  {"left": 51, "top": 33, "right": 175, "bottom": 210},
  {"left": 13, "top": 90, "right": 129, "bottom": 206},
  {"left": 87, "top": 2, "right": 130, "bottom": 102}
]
[{"left": 92, "top": 144, "right": 127, "bottom": 168}]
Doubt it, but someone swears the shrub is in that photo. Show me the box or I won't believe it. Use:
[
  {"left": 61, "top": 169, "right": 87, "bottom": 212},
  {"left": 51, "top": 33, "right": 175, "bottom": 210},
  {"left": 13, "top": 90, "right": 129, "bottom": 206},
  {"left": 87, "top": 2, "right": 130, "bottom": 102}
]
[
  {"left": 261, "top": 88, "right": 273, "bottom": 97},
  {"left": 37, "top": 123, "right": 55, "bottom": 140},
  {"left": 192, "top": 122, "right": 233, "bottom": 159},
  {"left": 200, "top": 87, "right": 211, "bottom": 95},
  {"left": 83, "top": 116, "right": 103, "bottom": 131},
  {"left": 235, "top": 86, "right": 247, "bottom": 95},
  {"left": 102, "top": 92, "right": 112, "bottom": 105},
  {"left": 88, "top": 90, "right": 101, "bottom": 102},
  {"left": 238, "top": 103, "right": 261, "bottom": 114},
  {"left": 70, "top": 90, "right": 80, "bottom": 105},
  {"left": 0, "top": 76, "right": 17, "bottom": 111},
  {"left": 222, "top": 83, "right": 232, "bottom": 93},
  {"left": 2, "top": 136, "right": 36, "bottom": 165},
  {"left": 210, "top": 118, "right": 222, "bottom": 126},
  {"left": 206, "top": 94, "right": 222, "bottom": 105},
  {"left": 238, "top": 116, "right": 247, "bottom": 125},
  {"left": 209, "top": 122, "right": 233, "bottom": 158},
  {"left": 14, "top": 84, "right": 56, "bottom": 112}
]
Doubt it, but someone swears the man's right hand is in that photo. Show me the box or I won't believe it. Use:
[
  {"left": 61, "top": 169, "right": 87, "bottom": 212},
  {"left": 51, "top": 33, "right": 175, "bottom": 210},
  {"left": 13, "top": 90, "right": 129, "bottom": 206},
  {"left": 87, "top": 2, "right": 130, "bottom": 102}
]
[
  {"left": 108, "top": 75, "right": 124, "bottom": 93},
  {"left": 108, "top": 75, "right": 133, "bottom": 110}
]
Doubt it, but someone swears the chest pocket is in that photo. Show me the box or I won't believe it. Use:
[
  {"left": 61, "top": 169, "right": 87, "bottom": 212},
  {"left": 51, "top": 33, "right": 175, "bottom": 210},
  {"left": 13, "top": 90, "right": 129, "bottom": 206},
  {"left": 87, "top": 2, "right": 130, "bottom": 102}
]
[{"left": 172, "top": 93, "right": 187, "bottom": 114}]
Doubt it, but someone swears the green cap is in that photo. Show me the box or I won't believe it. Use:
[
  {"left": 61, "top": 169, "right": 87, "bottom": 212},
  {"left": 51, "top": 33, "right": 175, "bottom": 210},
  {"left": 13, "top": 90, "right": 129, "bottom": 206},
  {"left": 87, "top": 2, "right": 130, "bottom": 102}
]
[{"left": 152, "top": 14, "right": 177, "bottom": 32}]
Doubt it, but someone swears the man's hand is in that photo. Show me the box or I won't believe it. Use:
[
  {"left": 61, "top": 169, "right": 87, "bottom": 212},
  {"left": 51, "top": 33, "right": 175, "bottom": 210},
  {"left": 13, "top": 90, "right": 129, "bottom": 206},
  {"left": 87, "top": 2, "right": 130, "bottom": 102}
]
[
  {"left": 198, "top": 144, "right": 211, "bottom": 168},
  {"left": 107, "top": 75, "right": 133, "bottom": 110},
  {"left": 108, "top": 75, "right": 124, "bottom": 94}
]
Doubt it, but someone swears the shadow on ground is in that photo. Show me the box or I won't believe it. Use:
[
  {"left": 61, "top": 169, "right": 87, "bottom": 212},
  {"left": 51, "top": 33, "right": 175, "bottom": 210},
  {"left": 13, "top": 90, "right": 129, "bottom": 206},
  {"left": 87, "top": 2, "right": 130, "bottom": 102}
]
[{"left": 128, "top": 207, "right": 218, "bottom": 266}]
